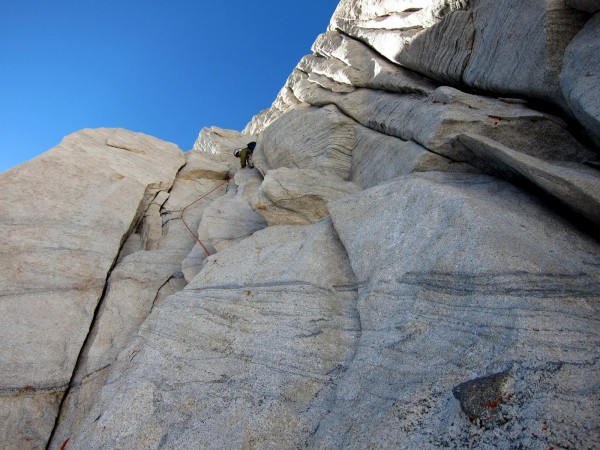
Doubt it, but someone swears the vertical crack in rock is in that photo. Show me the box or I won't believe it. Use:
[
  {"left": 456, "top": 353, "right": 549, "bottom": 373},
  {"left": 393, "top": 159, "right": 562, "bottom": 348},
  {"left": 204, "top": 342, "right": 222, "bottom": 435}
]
[
  {"left": 45, "top": 187, "right": 162, "bottom": 450},
  {"left": 45, "top": 249, "right": 122, "bottom": 450}
]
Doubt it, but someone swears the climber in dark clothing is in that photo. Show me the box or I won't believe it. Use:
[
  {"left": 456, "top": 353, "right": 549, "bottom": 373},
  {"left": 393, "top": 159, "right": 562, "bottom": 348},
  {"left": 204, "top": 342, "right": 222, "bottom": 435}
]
[{"left": 234, "top": 141, "right": 256, "bottom": 168}]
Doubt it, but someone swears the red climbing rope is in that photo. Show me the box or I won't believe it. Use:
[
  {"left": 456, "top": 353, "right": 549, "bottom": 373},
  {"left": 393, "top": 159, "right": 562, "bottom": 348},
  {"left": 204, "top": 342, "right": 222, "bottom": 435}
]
[{"left": 170, "top": 176, "right": 230, "bottom": 257}]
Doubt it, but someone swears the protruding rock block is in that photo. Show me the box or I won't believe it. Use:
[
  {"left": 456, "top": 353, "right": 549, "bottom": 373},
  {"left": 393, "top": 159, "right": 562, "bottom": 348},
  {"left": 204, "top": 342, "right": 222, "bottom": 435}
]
[
  {"left": 459, "top": 133, "right": 600, "bottom": 226},
  {"left": 256, "top": 104, "right": 356, "bottom": 179},
  {"left": 252, "top": 167, "right": 361, "bottom": 225}
]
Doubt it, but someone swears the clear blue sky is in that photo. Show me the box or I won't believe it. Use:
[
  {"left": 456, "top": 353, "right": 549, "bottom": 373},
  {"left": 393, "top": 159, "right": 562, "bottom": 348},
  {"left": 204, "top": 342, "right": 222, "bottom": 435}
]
[{"left": 0, "top": 1, "right": 339, "bottom": 172}]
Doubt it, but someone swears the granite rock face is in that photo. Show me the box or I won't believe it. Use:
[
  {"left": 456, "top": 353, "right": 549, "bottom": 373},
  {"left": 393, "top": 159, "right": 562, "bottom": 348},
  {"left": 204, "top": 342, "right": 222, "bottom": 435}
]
[
  {"left": 3, "top": 1, "right": 600, "bottom": 449},
  {"left": 67, "top": 220, "right": 360, "bottom": 449},
  {"left": 324, "top": 173, "right": 600, "bottom": 448},
  {"left": 252, "top": 167, "right": 361, "bottom": 225},
  {"left": 0, "top": 129, "right": 185, "bottom": 449},
  {"left": 329, "top": 0, "right": 586, "bottom": 106}
]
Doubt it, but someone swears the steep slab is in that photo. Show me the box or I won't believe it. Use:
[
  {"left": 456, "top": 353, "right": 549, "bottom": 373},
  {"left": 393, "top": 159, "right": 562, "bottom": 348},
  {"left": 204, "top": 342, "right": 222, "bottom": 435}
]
[
  {"left": 463, "top": 0, "right": 586, "bottom": 104},
  {"left": 49, "top": 172, "right": 231, "bottom": 449},
  {"left": 0, "top": 128, "right": 185, "bottom": 449},
  {"left": 66, "top": 220, "right": 360, "bottom": 449},
  {"left": 325, "top": 172, "right": 600, "bottom": 448}
]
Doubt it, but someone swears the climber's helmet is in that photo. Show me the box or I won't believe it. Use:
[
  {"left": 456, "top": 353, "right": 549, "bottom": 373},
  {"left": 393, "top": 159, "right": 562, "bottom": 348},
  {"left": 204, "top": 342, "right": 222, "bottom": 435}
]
[{"left": 233, "top": 148, "right": 241, "bottom": 157}]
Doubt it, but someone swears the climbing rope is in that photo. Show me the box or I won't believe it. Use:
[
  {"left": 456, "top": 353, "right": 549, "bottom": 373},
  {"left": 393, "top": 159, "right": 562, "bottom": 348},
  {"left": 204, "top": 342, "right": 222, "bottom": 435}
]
[{"left": 163, "top": 176, "right": 230, "bottom": 257}]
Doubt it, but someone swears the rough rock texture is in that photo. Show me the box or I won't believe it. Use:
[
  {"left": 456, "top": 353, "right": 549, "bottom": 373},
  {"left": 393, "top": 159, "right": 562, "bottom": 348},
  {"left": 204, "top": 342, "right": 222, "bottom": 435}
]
[
  {"left": 254, "top": 104, "right": 356, "bottom": 179},
  {"left": 193, "top": 126, "right": 256, "bottom": 157},
  {"left": 3, "top": 1, "right": 600, "bottom": 449},
  {"left": 0, "top": 129, "right": 185, "bottom": 449},
  {"left": 196, "top": 169, "right": 266, "bottom": 252},
  {"left": 330, "top": 0, "right": 587, "bottom": 106},
  {"left": 560, "top": 12, "right": 600, "bottom": 148},
  {"left": 304, "top": 31, "right": 438, "bottom": 95},
  {"left": 324, "top": 172, "right": 600, "bottom": 448},
  {"left": 252, "top": 167, "right": 361, "bottom": 225},
  {"left": 48, "top": 172, "right": 230, "bottom": 449},
  {"left": 66, "top": 220, "right": 360, "bottom": 449},
  {"left": 459, "top": 133, "right": 600, "bottom": 226},
  {"left": 291, "top": 75, "right": 591, "bottom": 165},
  {"left": 463, "top": 0, "right": 586, "bottom": 104}
]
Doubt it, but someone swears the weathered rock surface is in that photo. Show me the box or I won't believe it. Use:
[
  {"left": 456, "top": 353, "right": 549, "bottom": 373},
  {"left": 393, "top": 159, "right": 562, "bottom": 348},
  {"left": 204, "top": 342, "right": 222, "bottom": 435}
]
[
  {"left": 4, "top": 1, "right": 600, "bottom": 449},
  {"left": 48, "top": 172, "right": 230, "bottom": 449},
  {"left": 330, "top": 0, "right": 586, "bottom": 106},
  {"left": 303, "top": 31, "right": 438, "bottom": 95},
  {"left": 292, "top": 73, "right": 590, "bottom": 164},
  {"left": 459, "top": 133, "right": 600, "bottom": 226},
  {"left": 182, "top": 169, "right": 265, "bottom": 282},
  {"left": 254, "top": 104, "right": 356, "bottom": 179},
  {"left": 197, "top": 169, "right": 266, "bottom": 252},
  {"left": 0, "top": 128, "right": 185, "bottom": 449},
  {"left": 177, "top": 150, "right": 230, "bottom": 181},
  {"left": 66, "top": 220, "right": 360, "bottom": 449},
  {"left": 252, "top": 167, "right": 361, "bottom": 225},
  {"left": 350, "top": 121, "right": 477, "bottom": 188},
  {"left": 193, "top": 126, "right": 256, "bottom": 159},
  {"left": 463, "top": 0, "right": 586, "bottom": 104},
  {"left": 324, "top": 172, "right": 600, "bottom": 448},
  {"left": 560, "top": 12, "right": 600, "bottom": 148}
]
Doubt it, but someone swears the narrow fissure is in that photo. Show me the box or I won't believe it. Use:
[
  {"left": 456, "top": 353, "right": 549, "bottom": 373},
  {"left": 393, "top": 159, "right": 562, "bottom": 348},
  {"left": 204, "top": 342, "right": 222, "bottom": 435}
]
[
  {"left": 45, "top": 248, "right": 123, "bottom": 450},
  {"left": 44, "top": 189, "right": 160, "bottom": 449}
]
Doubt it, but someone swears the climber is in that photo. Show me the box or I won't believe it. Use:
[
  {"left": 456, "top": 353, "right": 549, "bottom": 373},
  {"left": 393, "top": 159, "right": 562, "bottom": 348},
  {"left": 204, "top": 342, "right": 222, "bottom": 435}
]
[{"left": 233, "top": 141, "right": 256, "bottom": 169}]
